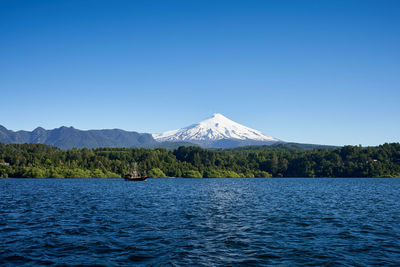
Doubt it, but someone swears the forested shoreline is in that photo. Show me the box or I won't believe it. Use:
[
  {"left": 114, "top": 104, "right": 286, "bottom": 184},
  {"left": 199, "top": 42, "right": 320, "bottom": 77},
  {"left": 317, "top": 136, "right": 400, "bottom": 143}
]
[{"left": 0, "top": 143, "right": 399, "bottom": 178}]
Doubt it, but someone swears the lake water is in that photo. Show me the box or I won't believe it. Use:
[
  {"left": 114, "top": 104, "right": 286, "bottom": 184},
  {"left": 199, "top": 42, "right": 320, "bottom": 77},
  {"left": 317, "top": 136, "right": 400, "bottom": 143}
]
[{"left": 1, "top": 178, "right": 400, "bottom": 266}]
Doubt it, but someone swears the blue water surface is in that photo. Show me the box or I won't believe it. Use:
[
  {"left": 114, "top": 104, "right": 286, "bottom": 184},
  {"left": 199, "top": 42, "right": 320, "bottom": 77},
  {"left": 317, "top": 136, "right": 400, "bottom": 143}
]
[{"left": 1, "top": 178, "right": 400, "bottom": 266}]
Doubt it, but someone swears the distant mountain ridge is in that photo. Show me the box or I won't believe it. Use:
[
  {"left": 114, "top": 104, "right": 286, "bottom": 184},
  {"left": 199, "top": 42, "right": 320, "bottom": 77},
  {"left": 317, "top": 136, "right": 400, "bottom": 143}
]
[
  {"left": 1, "top": 114, "right": 332, "bottom": 149},
  {"left": 0, "top": 125, "right": 156, "bottom": 149}
]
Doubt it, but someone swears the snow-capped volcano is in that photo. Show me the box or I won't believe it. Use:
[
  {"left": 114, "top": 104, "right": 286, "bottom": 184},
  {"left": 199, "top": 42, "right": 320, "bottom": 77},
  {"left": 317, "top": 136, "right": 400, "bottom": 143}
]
[{"left": 153, "top": 114, "right": 279, "bottom": 146}]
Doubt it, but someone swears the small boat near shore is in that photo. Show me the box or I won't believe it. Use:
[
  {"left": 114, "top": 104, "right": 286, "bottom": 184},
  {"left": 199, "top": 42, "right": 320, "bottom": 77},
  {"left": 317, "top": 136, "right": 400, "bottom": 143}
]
[{"left": 124, "top": 162, "right": 147, "bottom": 181}]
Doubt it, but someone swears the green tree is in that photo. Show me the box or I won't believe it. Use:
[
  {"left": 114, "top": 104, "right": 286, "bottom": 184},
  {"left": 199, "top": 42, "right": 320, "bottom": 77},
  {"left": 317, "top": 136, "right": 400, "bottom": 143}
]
[
  {"left": 148, "top": 168, "right": 168, "bottom": 178},
  {"left": 184, "top": 170, "right": 202, "bottom": 178}
]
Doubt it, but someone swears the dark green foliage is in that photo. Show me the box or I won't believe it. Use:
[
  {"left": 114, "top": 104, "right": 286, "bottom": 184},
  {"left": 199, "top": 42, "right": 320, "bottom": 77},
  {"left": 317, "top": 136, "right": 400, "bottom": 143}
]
[{"left": 0, "top": 143, "right": 399, "bottom": 178}]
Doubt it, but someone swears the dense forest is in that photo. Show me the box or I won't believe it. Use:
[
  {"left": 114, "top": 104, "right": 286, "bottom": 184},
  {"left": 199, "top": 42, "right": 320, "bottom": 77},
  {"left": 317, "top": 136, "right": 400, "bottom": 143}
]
[{"left": 0, "top": 143, "right": 399, "bottom": 178}]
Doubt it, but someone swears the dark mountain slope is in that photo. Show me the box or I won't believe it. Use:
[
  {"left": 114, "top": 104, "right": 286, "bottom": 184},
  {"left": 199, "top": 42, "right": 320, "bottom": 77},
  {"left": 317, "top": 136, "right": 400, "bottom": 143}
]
[{"left": 0, "top": 125, "right": 156, "bottom": 149}]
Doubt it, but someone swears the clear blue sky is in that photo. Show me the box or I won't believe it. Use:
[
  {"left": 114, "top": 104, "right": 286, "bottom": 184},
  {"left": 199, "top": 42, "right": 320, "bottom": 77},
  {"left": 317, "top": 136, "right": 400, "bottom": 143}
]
[{"left": 1, "top": 0, "right": 399, "bottom": 146}]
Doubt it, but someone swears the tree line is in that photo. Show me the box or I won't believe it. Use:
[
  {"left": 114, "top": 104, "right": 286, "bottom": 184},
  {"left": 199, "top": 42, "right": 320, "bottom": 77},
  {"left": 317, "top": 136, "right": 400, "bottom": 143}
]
[{"left": 0, "top": 143, "right": 399, "bottom": 178}]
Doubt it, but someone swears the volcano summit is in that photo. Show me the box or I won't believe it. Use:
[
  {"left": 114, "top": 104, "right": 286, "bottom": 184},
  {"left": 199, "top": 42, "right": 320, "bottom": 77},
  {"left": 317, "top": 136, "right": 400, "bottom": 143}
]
[{"left": 153, "top": 113, "right": 280, "bottom": 148}]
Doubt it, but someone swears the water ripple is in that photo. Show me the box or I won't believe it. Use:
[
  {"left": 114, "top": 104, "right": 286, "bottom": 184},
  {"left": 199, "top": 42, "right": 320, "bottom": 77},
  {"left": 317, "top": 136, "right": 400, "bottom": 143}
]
[{"left": 1, "top": 178, "right": 400, "bottom": 266}]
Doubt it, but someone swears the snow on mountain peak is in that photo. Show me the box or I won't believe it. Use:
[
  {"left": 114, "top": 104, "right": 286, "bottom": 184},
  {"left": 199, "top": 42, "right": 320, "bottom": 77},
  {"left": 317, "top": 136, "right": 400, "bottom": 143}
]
[
  {"left": 211, "top": 113, "right": 225, "bottom": 118},
  {"left": 153, "top": 114, "right": 279, "bottom": 143}
]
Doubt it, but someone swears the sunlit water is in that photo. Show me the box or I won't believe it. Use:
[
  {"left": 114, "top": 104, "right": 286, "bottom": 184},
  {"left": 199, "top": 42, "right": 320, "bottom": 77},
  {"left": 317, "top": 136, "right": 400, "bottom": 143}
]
[{"left": 1, "top": 178, "right": 400, "bottom": 266}]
